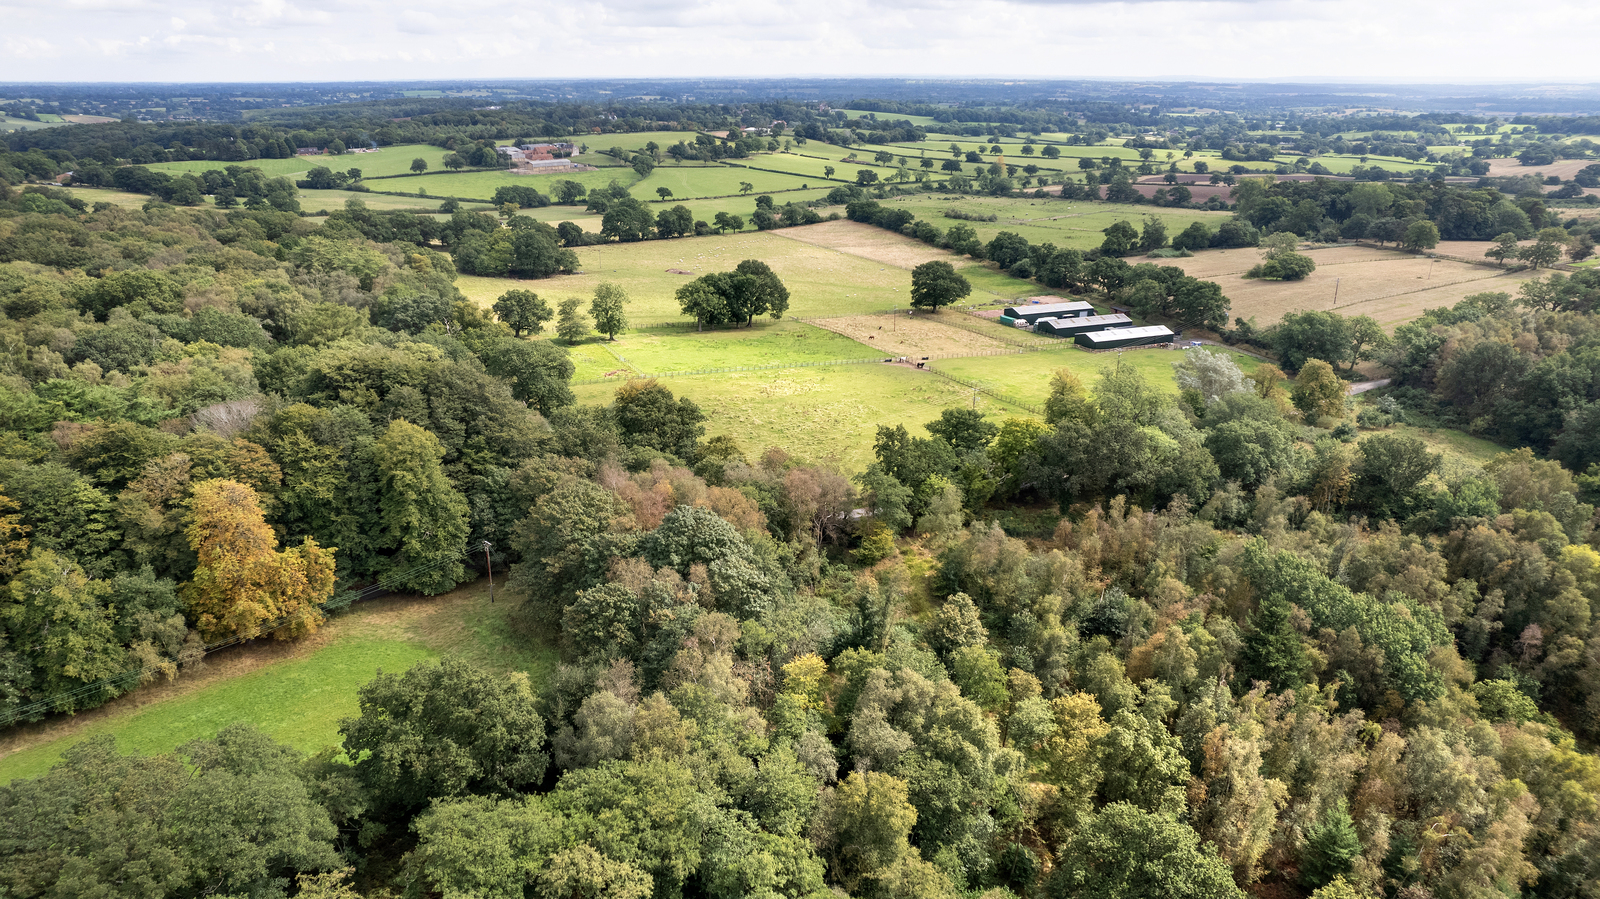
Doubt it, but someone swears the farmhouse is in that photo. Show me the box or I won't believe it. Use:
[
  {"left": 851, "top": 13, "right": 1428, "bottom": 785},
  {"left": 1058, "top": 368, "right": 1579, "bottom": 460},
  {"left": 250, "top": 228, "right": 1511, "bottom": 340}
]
[
  {"left": 1034, "top": 313, "right": 1132, "bottom": 337},
  {"left": 1002, "top": 300, "right": 1095, "bottom": 324},
  {"left": 295, "top": 147, "right": 321, "bottom": 156},
  {"left": 1075, "top": 325, "right": 1175, "bottom": 349}
]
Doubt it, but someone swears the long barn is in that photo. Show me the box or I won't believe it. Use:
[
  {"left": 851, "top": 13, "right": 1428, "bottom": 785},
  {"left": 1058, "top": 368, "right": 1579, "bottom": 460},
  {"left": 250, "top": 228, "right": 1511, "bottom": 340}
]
[
  {"left": 1074, "top": 325, "right": 1175, "bottom": 349},
  {"left": 1035, "top": 313, "right": 1132, "bottom": 337},
  {"left": 1002, "top": 300, "right": 1095, "bottom": 323}
]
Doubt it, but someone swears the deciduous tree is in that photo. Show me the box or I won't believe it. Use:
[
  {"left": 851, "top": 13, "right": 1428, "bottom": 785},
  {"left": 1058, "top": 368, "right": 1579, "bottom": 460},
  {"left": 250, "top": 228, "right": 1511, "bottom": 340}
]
[{"left": 182, "top": 479, "right": 335, "bottom": 641}]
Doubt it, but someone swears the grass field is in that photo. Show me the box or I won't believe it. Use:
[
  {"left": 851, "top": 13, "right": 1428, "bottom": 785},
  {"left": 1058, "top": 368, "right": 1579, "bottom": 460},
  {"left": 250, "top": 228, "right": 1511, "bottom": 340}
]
[
  {"left": 811, "top": 313, "right": 1014, "bottom": 358},
  {"left": 930, "top": 343, "right": 1265, "bottom": 406},
  {"left": 299, "top": 189, "right": 493, "bottom": 214},
  {"left": 54, "top": 186, "right": 158, "bottom": 208},
  {"left": 775, "top": 219, "right": 957, "bottom": 269},
  {"left": 574, "top": 363, "right": 1022, "bottom": 470},
  {"left": 631, "top": 165, "right": 817, "bottom": 200},
  {"left": 377, "top": 164, "right": 822, "bottom": 206},
  {"left": 0, "top": 580, "right": 554, "bottom": 784},
  {"left": 456, "top": 228, "right": 1017, "bottom": 326},
  {"left": 606, "top": 319, "right": 885, "bottom": 373},
  {"left": 1147, "top": 245, "right": 1540, "bottom": 328},
  {"left": 387, "top": 168, "right": 643, "bottom": 203},
  {"left": 144, "top": 144, "right": 457, "bottom": 181},
  {"left": 844, "top": 194, "right": 1232, "bottom": 252},
  {"left": 562, "top": 131, "right": 704, "bottom": 154}
]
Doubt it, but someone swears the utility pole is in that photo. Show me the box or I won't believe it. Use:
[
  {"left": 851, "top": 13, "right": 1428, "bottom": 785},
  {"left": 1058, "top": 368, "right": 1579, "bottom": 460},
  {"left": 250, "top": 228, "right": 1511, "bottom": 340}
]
[
  {"left": 482, "top": 540, "right": 495, "bottom": 603},
  {"left": 1333, "top": 277, "right": 1340, "bottom": 307}
]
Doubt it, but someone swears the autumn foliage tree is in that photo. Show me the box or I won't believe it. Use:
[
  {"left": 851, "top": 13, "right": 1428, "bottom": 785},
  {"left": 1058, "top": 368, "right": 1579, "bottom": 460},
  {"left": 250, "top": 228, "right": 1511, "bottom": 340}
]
[{"left": 182, "top": 479, "right": 336, "bottom": 641}]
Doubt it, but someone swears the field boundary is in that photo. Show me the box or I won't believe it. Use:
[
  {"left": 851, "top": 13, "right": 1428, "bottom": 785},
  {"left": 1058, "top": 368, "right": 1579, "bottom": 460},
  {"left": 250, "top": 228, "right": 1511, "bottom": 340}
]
[{"left": 923, "top": 366, "right": 1045, "bottom": 415}]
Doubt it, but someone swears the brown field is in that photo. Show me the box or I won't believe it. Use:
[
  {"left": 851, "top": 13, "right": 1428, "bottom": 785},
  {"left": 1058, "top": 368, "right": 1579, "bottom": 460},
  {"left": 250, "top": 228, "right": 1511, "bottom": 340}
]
[
  {"left": 810, "top": 312, "right": 1014, "bottom": 358},
  {"left": 1132, "top": 183, "right": 1232, "bottom": 201},
  {"left": 1487, "top": 158, "right": 1596, "bottom": 180},
  {"left": 1145, "top": 245, "right": 1541, "bottom": 328},
  {"left": 773, "top": 219, "right": 956, "bottom": 269}
]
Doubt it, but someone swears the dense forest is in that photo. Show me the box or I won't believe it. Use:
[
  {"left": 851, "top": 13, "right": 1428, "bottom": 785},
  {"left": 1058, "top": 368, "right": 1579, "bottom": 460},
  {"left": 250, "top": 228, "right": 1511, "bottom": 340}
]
[{"left": 8, "top": 121, "right": 1600, "bottom": 898}]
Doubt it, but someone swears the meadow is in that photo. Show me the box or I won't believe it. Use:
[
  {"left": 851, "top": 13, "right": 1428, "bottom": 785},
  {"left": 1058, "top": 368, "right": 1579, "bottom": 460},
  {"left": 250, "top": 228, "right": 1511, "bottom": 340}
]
[
  {"left": 601, "top": 319, "right": 886, "bottom": 374},
  {"left": 0, "top": 580, "right": 555, "bottom": 784},
  {"left": 455, "top": 229, "right": 991, "bottom": 325},
  {"left": 144, "top": 143, "right": 458, "bottom": 180},
  {"left": 573, "top": 363, "right": 1022, "bottom": 471},
  {"left": 853, "top": 194, "right": 1232, "bottom": 251},
  {"left": 930, "top": 343, "right": 1265, "bottom": 407}
]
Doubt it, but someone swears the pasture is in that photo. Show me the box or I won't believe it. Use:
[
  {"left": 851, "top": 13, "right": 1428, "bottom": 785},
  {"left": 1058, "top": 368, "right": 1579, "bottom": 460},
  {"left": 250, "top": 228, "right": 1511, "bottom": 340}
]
[
  {"left": 930, "top": 343, "right": 1265, "bottom": 407},
  {"left": 456, "top": 228, "right": 988, "bottom": 326},
  {"left": 1148, "top": 245, "right": 1540, "bottom": 328},
  {"left": 0, "top": 581, "right": 554, "bottom": 785},
  {"left": 573, "top": 363, "right": 1021, "bottom": 471},
  {"left": 850, "top": 194, "right": 1232, "bottom": 251},
  {"left": 299, "top": 189, "right": 492, "bottom": 214},
  {"left": 380, "top": 163, "right": 822, "bottom": 205},
  {"left": 604, "top": 319, "right": 884, "bottom": 374},
  {"left": 810, "top": 313, "right": 1015, "bottom": 358},
  {"left": 143, "top": 144, "right": 458, "bottom": 180}
]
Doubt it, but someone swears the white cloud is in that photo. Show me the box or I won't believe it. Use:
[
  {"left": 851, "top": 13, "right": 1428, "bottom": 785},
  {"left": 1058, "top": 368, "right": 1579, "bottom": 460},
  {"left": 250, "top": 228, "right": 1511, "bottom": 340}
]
[{"left": 0, "top": 0, "right": 1594, "bottom": 82}]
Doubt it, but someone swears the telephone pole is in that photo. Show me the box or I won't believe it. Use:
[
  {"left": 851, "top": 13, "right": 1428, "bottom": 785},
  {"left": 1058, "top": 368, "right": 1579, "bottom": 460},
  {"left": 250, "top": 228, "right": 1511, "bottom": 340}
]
[{"left": 481, "top": 540, "right": 495, "bottom": 603}]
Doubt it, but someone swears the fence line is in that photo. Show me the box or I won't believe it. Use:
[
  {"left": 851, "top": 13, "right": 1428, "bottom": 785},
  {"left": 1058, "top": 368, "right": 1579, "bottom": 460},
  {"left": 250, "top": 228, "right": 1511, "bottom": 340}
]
[{"left": 922, "top": 367, "right": 1044, "bottom": 415}]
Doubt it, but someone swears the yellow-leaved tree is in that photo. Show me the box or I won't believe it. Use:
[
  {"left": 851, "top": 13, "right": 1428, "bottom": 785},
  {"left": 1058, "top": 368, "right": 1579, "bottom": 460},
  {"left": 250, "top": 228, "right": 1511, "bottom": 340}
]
[{"left": 183, "top": 479, "right": 335, "bottom": 641}]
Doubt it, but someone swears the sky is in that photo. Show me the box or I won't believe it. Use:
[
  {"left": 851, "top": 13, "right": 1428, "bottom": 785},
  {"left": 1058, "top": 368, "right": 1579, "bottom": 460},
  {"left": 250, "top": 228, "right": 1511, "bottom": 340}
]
[{"left": 1, "top": 0, "right": 1596, "bottom": 83}]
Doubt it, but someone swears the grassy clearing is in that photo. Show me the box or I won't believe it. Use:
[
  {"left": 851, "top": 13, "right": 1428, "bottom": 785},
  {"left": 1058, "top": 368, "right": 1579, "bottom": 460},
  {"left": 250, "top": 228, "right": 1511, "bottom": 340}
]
[
  {"left": 457, "top": 230, "right": 971, "bottom": 326},
  {"left": 930, "top": 344, "right": 1264, "bottom": 406},
  {"left": 0, "top": 580, "right": 555, "bottom": 785},
  {"left": 608, "top": 320, "right": 884, "bottom": 374},
  {"left": 1148, "top": 245, "right": 1540, "bottom": 328},
  {"left": 54, "top": 186, "right": 157, "bottom": 208},
  {"left": 574, "top": 364, "right": 1021, "bottom": 471}
]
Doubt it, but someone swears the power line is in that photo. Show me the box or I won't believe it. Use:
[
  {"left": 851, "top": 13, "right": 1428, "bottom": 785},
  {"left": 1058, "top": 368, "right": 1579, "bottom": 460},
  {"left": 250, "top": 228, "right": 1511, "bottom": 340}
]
[{"left": 0, "top": 548, "right": 473, "bottom": 728}]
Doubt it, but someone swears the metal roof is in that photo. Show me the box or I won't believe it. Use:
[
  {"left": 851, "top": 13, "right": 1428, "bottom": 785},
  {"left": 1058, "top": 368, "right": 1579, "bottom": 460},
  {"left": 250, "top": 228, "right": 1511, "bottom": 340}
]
[
  {"left": 1005, "top": 301, "right": 1094, "bottom": 318},
  {"left": 1077, "top": 325, "right": 1175, "bottom": 344},
  {"left": 1035, "top": 313, "right": 1131, "bottom": 332}
]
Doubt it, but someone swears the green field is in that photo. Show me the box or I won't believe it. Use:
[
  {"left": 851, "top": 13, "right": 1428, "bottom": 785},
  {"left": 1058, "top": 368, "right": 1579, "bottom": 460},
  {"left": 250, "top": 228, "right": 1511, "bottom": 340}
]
[
  {"left": 299, "top": 189, "right": 493, "bottom": 214},
  {"left": 857, "top": 195, "right": 1232, "bottom": 251},
  {"left": 837, "top": 110, "right": 945, "bottom": 128},
  {"left": 378, "top": 164, "right": 823, "bottom": 206},
  {"left": 143, "top": 144, "right": 457, "bottom": 180},
  {"left": 574, "top": 363, "right": 1022, "bottom": 470},
  {"left": 389, "top": 168, "right": 639, "bottom": 202},
  {"left": 631, "top": 165, "right": 817, "bottom": 200},
  {"left": 605, "top": 319, "right": 885, "bottom": 374},
  {"left": 456, "top": 229, "right": 987, "bottom": 325},
  {"left": 931, "top": 344, "right": 1264, "bottom": 407},
  {"left": 570, "top": 131, "right": 705, "bottom": 153},
  {"left": 0, "top": 580, "right": 555, "bottom": 784}
]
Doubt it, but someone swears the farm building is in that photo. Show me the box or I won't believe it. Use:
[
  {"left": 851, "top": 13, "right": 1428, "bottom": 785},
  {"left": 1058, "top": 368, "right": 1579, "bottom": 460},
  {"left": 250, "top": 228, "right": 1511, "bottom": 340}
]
[
  {"left": 1004, "top": 300, "right": 1095, "bottom": 322},
  {"left": 1074, "top": 325, "right": 1175, "bottom": 349},
  {"left": 1034, "top": 313, "right": 1132, "bottom": 337}
]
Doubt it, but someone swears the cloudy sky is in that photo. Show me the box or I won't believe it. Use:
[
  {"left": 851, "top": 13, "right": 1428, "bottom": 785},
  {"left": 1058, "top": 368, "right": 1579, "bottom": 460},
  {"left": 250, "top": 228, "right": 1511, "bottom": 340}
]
[{"left": 1, "top": 0, "right": 1594, "bottom": 83}]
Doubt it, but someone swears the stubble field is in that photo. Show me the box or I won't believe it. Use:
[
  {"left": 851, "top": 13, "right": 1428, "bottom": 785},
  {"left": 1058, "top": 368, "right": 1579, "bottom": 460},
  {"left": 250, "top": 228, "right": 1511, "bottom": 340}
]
[{"left": 1147, "top": 245, "right": 1540, "bottom": 328}]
